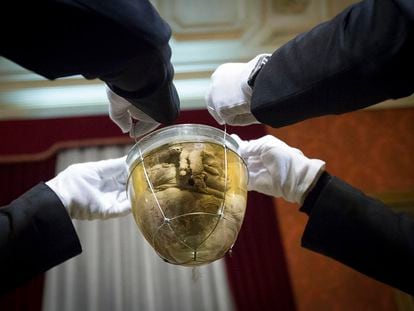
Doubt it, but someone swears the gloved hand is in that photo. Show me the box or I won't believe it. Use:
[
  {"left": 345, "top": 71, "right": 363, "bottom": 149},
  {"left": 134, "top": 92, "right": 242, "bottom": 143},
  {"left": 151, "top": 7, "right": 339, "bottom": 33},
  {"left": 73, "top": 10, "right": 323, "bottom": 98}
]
[
  {"left": 205, "top": 54, "right": 271, "bottom": 126},
  {"left": 232, "top": 134, "right": 325, "bottom": 205},
  {"left": 46, "top": 157, "right": 131, "bottom": 220},
  {"left": 106, "top": 86, "right": 160, "bottom": 138}
]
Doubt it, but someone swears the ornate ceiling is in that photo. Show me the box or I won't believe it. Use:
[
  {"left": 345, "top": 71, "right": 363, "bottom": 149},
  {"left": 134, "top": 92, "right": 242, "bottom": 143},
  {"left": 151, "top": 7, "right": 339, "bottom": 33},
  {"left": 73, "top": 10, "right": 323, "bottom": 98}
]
[{"left": 0, "top": 0, "right": 411, "bottom": 120}]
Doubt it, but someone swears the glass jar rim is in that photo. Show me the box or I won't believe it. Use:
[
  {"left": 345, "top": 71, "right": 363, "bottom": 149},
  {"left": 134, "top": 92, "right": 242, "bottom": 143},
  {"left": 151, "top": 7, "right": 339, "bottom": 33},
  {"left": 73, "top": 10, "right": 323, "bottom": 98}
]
[{"left": 126, "top": 124, "right": 240, "bottom": 168}]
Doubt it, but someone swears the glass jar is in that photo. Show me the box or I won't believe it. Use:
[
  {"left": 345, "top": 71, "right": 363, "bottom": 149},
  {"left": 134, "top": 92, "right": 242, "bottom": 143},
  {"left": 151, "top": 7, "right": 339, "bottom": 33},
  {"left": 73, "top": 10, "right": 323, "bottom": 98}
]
[{"left": 126, "top": 124, "right": 248, "bottom": 266}]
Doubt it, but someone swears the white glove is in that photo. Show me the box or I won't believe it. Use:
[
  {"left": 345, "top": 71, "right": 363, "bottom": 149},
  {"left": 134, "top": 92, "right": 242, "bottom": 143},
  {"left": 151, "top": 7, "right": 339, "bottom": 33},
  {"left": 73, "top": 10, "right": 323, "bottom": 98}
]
[
  {"left": 232, "top": 134, "right": 325, "bottom": 205},
  {"left": 205, "top": 54, "right": 270, "bottom": 126},
  {"left": 106, "top": 86, "right": 160, "bottom": 138},
  {"left": 46, "top": 157, "right": 131, "bottom": 220}
]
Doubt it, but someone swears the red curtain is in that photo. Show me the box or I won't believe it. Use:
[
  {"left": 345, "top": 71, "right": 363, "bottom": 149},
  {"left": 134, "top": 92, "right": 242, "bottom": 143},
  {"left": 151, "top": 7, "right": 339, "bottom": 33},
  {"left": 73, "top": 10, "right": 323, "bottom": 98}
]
[{"left": 0, "top": 111, "right": 296, "bottom": 311}]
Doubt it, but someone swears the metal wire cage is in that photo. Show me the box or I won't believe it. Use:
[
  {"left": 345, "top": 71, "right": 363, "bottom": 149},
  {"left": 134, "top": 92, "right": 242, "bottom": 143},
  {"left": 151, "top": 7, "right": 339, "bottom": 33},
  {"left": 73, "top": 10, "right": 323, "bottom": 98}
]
[{"left": 127, "top": 124, "right": 248, "bottom": 266}]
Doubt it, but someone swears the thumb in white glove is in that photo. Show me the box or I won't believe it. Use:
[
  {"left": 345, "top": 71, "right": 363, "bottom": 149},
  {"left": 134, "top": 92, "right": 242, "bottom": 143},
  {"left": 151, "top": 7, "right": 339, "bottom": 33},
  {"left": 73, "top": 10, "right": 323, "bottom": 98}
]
[
  {"left": 232, "top": 134, "right": 325, "bottom": 205},
  {"left": 46, "top": 156, "right": 131, "bottom": 220},
  {"left": 106, "top": 86, "right": 160, "bottom": 138},
  {"left": 205, "top": 54, "right": 271, "bottom": 126}
]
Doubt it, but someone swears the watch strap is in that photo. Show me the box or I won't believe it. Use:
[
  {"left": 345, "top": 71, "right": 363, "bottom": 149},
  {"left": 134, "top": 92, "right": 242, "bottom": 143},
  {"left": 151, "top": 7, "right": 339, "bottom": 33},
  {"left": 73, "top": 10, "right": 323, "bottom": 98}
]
[{"left": 247, "top": 55, "right": 271, "bottom": 87}]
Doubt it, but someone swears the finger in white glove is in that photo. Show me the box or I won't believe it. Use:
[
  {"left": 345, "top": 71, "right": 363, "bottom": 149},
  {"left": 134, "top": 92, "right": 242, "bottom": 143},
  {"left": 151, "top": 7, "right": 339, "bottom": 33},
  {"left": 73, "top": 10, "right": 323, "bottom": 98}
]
[
  {"left": 46, "top": 156, "right": 131, "bottom": 220},
  {"left": 231, "top": 134, "right": 325, "bottom": 205},
  {"left": 205, "top": 54, "right": 271, "bottom": 126},
  {"left": 106, "top": 86, "right": 160, "bottom": 138}
]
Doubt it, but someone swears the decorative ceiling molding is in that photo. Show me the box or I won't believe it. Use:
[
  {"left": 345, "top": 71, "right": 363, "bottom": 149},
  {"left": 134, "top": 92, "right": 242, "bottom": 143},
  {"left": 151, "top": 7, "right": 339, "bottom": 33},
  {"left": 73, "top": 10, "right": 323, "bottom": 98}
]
[
  {"left": 156, "top": 0, "right": 252, "bottom": 39},
  {"left": 0, "top": 74, "right": 209, "bottom": 120},
  {"left": 271, "top": 0, "right": 310, "bottom": 14}
]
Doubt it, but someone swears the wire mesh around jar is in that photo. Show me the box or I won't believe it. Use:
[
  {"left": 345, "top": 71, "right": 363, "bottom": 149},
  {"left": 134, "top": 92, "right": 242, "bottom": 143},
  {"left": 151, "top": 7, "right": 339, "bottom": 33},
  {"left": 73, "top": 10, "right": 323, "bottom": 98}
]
[{"left": 127, "top": 138, "right": 247, "bottom": 266}]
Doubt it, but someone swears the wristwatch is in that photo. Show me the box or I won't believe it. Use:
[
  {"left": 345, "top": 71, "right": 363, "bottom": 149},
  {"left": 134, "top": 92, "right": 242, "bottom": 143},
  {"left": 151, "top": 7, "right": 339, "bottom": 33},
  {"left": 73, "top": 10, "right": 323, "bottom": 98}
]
[{"left": 247, "top": 54, "right": 271, "bottom": 87}]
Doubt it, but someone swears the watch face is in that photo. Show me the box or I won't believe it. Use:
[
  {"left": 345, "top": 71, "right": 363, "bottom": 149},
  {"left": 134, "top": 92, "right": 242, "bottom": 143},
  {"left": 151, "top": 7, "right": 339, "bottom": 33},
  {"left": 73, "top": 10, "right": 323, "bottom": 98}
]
[{"left": 247, "top": 55, "right": 270, "bottom": 87}]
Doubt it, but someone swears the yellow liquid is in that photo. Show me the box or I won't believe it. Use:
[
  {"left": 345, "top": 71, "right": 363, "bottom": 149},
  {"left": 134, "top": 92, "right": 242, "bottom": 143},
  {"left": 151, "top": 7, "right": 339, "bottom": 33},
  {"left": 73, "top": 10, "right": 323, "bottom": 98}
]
[{"left": 128, "top": 141, "right": 248, "bottom": 266}]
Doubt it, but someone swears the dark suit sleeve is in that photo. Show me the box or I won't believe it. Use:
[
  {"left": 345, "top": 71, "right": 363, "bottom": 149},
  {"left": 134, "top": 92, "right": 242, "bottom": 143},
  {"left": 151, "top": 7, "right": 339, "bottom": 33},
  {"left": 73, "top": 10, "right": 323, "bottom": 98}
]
[
  {"left": 0, "top": 183, "right": 82, "bottom": 293},
  {"left": 251, "top": 0, "right": 414, "bottom": 128},
  {"left": 1, "top": 0, "right": 179, "bottom": 124},
  {"left": 1, "top": 0, "right": 172, "bottom": 80},
  {"left": 300, "top": 173, "right": 414, "bottom": 295}
]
